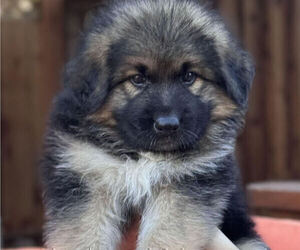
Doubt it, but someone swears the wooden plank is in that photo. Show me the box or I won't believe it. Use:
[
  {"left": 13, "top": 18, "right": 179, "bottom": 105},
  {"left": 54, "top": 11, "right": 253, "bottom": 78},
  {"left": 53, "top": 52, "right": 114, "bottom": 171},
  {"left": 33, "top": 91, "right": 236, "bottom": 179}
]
[
  {"left": 264, "top": 0, "right": 289, "bottom": 179},
  {"left": 287, "top": 0, "right": 300, "bottom": 178},
  {"left": 248, "top": 182, "right": 300, "bottom": 212},
  {"left": 216, "top": 0, "right": 242, "bottom": 38},
  {"left": 2, "top": 0, "right": 65, "bottom": 243},
  {"left": 1, "top": 17, "right": 43, "bottom": 237},
  {"left": 35, "top": 0, "right": 64, "bottom": 139},
  {"left": 65, "top": 0, "right": 103, "bottom": 59},
  {"left": 236, "top": 0, "right": 267, "bottom": 183}
]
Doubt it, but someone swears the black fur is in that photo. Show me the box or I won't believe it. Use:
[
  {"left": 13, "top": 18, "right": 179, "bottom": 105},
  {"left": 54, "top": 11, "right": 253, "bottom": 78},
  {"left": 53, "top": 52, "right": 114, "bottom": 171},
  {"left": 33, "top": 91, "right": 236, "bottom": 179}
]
[{"left": 221, "top": 186, "right": 259, "bottom": 242}]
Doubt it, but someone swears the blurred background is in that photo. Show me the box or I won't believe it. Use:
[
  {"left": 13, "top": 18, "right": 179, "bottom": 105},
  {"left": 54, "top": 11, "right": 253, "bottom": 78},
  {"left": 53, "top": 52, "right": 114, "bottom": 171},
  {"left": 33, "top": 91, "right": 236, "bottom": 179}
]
[{"left": 1, "top": 0, "right": 300, "bottom": 247}]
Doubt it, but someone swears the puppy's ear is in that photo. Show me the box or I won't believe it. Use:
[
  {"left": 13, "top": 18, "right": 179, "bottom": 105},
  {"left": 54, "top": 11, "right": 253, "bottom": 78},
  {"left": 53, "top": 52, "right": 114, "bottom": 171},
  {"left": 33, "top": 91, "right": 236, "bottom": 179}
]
[
  {"left": 220, "top": 47, "right": 255, "bottom": 108},
  {"left": 62, "top": 52, "right": 109, "bottom": 111}
]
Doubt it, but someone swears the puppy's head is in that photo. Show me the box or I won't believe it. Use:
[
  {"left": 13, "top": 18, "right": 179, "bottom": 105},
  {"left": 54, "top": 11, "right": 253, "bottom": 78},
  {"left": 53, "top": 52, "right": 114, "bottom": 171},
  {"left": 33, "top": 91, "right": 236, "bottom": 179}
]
[{"left": 53, "top": 0, "right": 254, "bottom": 156}]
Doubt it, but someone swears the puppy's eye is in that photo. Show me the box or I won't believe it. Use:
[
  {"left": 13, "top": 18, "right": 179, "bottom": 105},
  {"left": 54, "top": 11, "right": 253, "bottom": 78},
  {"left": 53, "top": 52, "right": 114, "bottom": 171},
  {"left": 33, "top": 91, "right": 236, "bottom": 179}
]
[
  {"left": 181, "top": 72, "right": 196, "bottom": 85},
  {"left": 130, "top": 74, "right": 147, "bottom": 87}
]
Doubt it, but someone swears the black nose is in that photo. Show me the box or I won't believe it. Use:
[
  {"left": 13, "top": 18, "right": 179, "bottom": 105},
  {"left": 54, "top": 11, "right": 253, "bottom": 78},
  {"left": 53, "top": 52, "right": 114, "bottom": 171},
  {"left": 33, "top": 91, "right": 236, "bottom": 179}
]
[{"left": 154, "top": 115, "right": 180, "bottom": 133}]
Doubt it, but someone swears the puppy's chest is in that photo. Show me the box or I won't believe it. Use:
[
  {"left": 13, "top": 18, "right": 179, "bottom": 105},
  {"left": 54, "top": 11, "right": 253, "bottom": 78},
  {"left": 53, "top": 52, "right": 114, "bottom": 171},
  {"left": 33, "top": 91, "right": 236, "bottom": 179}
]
[
  {"left": 59, "top": 138, "right": 221, "bottom": 207},
  {"left": 61, "top": 142, "right": 179, "bottom": 204},
  {"left": 91, "top": 160, "right": 162, "bottom": 205}
]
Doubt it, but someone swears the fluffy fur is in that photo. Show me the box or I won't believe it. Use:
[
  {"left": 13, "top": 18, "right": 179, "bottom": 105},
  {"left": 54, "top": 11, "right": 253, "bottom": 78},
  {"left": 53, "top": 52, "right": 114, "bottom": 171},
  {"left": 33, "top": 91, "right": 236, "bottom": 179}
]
[{"left": 42, "top": 0, "right": 269, "bottom": 249}]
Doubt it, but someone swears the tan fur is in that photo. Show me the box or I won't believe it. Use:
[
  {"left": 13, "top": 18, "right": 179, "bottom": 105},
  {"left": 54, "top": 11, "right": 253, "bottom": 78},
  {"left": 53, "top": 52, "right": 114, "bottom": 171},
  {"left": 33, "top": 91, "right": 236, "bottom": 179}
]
[
  {"left": 137, "top": 189, "right": 218, "bottom": 250},
  {"left": 45, "top": 193, "right": 123, "bottom": 250},
  {"left": 124, "top": 56, "right": 157, "bottom": 72},
  {"left": 85, "top": 32, "right": 112, "bottom": 64},
  {"left": 189, "top": 78, "right": 205, "bottom": 95},
  {"left": 89, "top": 82, "right": 140, "bottom": 125},
  {"left": 199, "top": 84, "right": 238, "bottom": 120},
  {"left": 123, "top": 81, "right": 141, "bottom": 98}
]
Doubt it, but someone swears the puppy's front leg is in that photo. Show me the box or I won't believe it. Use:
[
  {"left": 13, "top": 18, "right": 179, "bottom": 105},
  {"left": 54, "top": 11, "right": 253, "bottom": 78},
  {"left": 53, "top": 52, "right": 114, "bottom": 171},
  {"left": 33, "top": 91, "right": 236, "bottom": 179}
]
[
  {"left": 137, "top": 188, "right": 217, "bottom": 250},
  {"left": 45, "top": 191, "right": 123, "bottom": 250}
]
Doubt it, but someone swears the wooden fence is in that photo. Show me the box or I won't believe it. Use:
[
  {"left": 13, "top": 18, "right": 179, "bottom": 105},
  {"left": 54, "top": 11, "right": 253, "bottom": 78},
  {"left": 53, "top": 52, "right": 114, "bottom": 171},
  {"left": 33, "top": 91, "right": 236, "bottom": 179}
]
[{"left": 214, "top": 0, "right": 300, "bottom": 182}]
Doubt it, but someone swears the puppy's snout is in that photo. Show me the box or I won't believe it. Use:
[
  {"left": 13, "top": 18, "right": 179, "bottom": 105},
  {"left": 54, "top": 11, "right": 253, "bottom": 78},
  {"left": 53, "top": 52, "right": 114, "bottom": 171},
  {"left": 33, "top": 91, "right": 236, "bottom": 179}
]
[{"left": 154, "top": 115, "right": 180, "bottom": 133}]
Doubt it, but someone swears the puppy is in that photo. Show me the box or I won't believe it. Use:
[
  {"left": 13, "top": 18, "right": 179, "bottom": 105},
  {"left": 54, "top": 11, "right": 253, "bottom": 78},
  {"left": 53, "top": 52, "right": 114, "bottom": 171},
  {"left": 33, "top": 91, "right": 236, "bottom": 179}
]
[{"left": 42, "top": 0, "right": 269, "bottom": 249}]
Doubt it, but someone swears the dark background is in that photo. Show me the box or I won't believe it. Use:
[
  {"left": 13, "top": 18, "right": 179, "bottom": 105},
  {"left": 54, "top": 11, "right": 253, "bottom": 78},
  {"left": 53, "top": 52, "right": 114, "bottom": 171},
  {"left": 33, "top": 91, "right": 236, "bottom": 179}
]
[{"left": 2, "top": 0, "right": 300, "bottom": 247}]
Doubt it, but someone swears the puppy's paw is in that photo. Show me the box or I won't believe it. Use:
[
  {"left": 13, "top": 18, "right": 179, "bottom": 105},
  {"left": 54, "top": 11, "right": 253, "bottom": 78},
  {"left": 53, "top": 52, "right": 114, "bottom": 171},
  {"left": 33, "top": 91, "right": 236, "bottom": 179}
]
[{"left": 235, "top": 238, "right": 270, "bottom": 250}]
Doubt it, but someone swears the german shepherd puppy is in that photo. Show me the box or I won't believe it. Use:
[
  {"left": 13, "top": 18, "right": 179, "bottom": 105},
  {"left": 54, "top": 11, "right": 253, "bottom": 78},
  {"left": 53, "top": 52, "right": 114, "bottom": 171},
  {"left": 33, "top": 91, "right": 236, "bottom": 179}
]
[{"left": 42, "top": 0, "right": 269, "bottom": 249}]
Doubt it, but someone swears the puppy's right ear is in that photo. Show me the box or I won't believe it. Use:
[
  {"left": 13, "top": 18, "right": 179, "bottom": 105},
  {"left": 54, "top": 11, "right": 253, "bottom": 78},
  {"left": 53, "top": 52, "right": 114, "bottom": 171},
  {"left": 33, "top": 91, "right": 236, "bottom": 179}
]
[
  {"left": 62, "top": 50, "right": 109, "bottom": 110},
  {"left": 51, "top": 52, "right": 108, "bottom": 131}
]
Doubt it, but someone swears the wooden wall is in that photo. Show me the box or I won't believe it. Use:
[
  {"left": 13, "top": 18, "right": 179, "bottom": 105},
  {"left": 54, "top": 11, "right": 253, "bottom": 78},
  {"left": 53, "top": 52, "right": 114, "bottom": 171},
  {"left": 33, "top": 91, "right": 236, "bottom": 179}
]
[
  {"left": 215, "top": 0, "right": 300, "bottom": 183},
  {"left": 2, "top": 0, "right": 300, "bottom": 246},
  {"left": 1, "top": 0, "right": 65, "bottom": 246}
]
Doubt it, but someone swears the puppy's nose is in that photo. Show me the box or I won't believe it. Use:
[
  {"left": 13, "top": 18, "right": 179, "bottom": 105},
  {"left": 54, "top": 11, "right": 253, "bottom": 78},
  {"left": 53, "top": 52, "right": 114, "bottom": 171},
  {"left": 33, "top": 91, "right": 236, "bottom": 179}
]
[{"left": 154, "top": 115, "right": 180, "bottom": 133}]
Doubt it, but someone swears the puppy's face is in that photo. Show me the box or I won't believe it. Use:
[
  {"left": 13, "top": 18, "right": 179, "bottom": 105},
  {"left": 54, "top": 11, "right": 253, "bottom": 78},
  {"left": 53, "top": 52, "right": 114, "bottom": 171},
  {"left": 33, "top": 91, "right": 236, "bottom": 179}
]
[
  {"left": 91, "top": 43, "right": 222, "bottom": 152},
  {"left": 105, "top": 66, "right": 211, "bottom": 152},
  {"left": 58, "top": 0, "right": 255, "bottom": 156}
]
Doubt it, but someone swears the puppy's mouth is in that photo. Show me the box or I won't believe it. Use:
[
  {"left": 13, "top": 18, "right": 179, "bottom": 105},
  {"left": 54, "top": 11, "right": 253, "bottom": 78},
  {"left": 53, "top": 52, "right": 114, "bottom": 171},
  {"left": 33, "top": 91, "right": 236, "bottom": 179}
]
[
  {"left": 149, "top": 136, "right": 189, "bottom": 152},
  {"left": 132, "top": 128, "right": 200, "bottom": 153}
]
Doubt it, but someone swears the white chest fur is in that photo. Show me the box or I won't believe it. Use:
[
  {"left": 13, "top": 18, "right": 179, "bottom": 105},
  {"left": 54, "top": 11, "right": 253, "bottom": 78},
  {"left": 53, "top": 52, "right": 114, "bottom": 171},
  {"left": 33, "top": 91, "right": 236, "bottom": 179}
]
[{"left": 55, "top": 135, "right": 225, "bottom": 206}]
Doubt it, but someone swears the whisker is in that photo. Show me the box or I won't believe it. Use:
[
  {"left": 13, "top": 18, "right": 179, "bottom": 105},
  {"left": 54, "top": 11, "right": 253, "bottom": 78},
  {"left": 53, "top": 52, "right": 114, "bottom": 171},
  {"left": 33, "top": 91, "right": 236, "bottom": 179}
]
[
  {"left": 182, "top": 128, "right": 198, "bottom": 139},
  {"left": 149, "top": 133, "right": 157, "bottom": 149},
  {"left": 143, "top": 130, "right": 154, "bottom": 149},
  {"left": 179, "top": 135, "right": 187, "bottom": 150}
]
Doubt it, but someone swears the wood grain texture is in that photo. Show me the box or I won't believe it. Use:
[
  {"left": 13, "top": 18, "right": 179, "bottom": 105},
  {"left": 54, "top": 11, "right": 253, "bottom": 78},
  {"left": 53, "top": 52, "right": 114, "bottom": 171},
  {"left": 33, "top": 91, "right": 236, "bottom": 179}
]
[
  {"left": 2, "top": 17, "right": 43, "bottom": 237},
  {"left": 264, "top": 0, "right": 289, "bottom": 179},
  {"left": 2, "top": 0, "right": 64, "bottom": 243},
  {"left": 239, "top": 0, "right": 267, "bottom": 182},
  {"left": 287, "top": 0, "right": 300, "bottom": 179},
  {"left": 216, "top": 0, "right": 242, "bottom": 37},
  {"left": 248, "top": 182, "right": 300, "bottom": 219}
]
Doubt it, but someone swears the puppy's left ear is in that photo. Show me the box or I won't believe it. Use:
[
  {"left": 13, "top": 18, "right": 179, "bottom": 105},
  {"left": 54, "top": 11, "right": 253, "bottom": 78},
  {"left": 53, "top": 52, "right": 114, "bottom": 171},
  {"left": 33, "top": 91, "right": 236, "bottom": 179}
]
[{"left": 220, "top": 47, "right": 255, "bottom": 108}]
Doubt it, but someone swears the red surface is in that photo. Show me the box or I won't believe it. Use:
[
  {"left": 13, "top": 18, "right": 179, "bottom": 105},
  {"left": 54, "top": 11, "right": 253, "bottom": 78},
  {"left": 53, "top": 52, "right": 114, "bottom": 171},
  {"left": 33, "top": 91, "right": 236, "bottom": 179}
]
[
  {"left": 254, "top": 216, "right": 300, "bottom": 250},
  {"left": 5, "top": 216, "right": 300, "bottom": 250}
]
